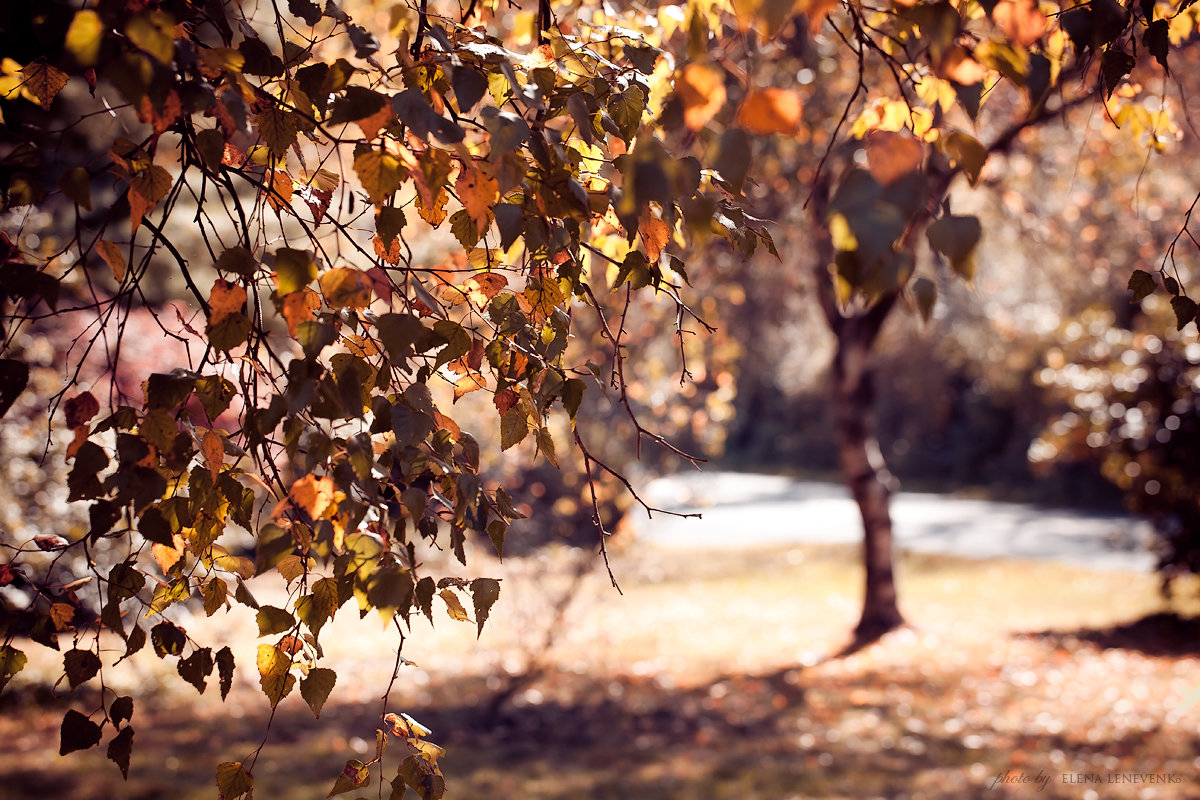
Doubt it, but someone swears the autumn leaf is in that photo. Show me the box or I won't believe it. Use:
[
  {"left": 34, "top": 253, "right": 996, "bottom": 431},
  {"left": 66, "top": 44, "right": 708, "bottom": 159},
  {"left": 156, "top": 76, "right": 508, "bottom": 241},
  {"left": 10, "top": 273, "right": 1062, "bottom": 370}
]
[
  {"left": 126, "top": 10, "right": 176, "bottom": 64},
  {"left": 273, "top": 474, "right": 342, "bottom": 523},
  {"left": 676, "top": 63, "right": 726, "bottom": 131},
  {"left": 207, "top": 279, "right": 247, "bottom": 328},
  {"left": 281, "top": 288, "right": 321, "bottom": 337},
  {"left": 463, "top": 273, "right": 507, "bottom": 308},
  {"left": 201, "top": 429, "right": 224, "bottom": 479},
  {"left": 354, "top": 150, "right": 405, "bottom": 205},
  {"left": 735, "top": 88, "right": 802, "bottom": 135},
  {"left": 456, "top": 166, "right": 498, "bottom": 230},
  {"left": 992, "top": 0, "right": 1047, "bottom": 48},
  {"left": 95, "top": 240, "right": 125, "bottom": 282},
  {"left": 128, "top": 165, "right": 173, "bottom": 231},
  {"left": 319, "top": 266, "right": 373, "bottom": 309},
  {"left": 639, "top": 216, "right": 671, "bottom": 261},
  {"left": 417, "top": 189, "right": 449, "bottom": 227},
  {"left": 64, "top": 392, "right": 99, "bottom": 427},
  {"left": 256, "top": 643, "right": 296, "bottom": 707},
  {"left": 865, "top": 131, "right": 924, "bottom": 185},
  {"left": 216, "top": 761, "right": 254, "bottom": 800},
  {"left": 21, "top": 62, "right": 69, "bottom": 110},
  {"left": 256, "top": 108, "right": 298, "bottom": 159},
  {"left": 151, "top": 533, "right": 186, "bottom": 574},
  {"left": 64, "top": 10, "right": 104, "bottom": 66},
  {"left": 939, "top": 46, "right": 988, "bottom": 85}
]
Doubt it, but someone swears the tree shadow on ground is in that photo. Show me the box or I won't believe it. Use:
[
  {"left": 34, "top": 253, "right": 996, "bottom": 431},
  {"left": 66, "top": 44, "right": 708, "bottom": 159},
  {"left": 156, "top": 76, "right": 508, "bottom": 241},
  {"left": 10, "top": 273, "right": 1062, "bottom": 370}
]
[{"left": 1019, "top": 611, "right": 1200, "bottom": 657}]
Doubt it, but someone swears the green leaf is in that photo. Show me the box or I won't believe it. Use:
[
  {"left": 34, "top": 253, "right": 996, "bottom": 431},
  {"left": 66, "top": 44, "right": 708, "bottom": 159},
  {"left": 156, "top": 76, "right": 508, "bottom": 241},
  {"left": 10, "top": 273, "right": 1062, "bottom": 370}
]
[
  {"left": 107, "top": 726, "right": 134, "bottom": 779},
  {"left": 59, "top": 709, "right": 103, "bottom": 755},
  {"left": 300, "top": 667, "right": 337, "bottom": 717},
  {"left": 217, "top": 761, "right": 254, "bottom": 800},
  {"left": 274, "top": 248, "right": 318, "bottom": 294},
  {"left": 64, "top": 648, "right": 101, "bottom": 689},
  {"left": 0, "top": 644, "right": 28, "bottom": 692},
  {"left": 470, "top": 578, "right": 500, "bottom": 638},
  {"left": 178, "top": 647, "right": 214, "bottom": 694},
  {"left": 1128, "top": 269, "right": 1157, "bottom": 303},
  {"left": 256, "top": 605, "right": 297, "bottom": 636},
  {"left": 1170, "top": 295, "right": 1197, "bottom": 331}
]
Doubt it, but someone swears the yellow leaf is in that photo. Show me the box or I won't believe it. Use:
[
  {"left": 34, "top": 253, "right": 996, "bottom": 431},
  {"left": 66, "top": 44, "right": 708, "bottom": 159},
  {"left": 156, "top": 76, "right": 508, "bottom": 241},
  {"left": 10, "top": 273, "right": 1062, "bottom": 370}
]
[
  {"left": 676, "top": 63, "right": 726, "bottom": 131},
  {"left": 201, "top": 429, "right": 224, "bottom": 479},
  {"left": 463, "top": 273, "right": 506, "bottom": 307},
  {"left": 439, "top": 589, "right": 472, "bottom": 622},
  {"left": 65, "top": 10, "right": 104, "bottom": 66},
  {"left": 735, "top": 88, "right": 802, "bottom": 135},
  {"left": 96, "top": 240, "right": 126, "bottom": 282},
  {"left": 207, "top": 279, "right": 247, "bottom": 328},
  {"left": 354, "top": 150, "right": 405, "bottom": 206},
  {"left": 281, "top": 288, "right": 321, "bottom": 337},
  {"left": 455, "top": 166, "right": 498, "bottom": 231},
  {"left": 126, "top": 10, "right": 176, "bottom": 65},
  {"left": 20, "top": 62, "right": 69, "bottom": 111},
  {"left": 198, "top": 47, "right": 244, "bottom": 79},
  {"left": 319, "top": 267, "right": 373, "bottom": 309},
  {"left": 256, "top": 643, "right": 296, "bottom": 707}
]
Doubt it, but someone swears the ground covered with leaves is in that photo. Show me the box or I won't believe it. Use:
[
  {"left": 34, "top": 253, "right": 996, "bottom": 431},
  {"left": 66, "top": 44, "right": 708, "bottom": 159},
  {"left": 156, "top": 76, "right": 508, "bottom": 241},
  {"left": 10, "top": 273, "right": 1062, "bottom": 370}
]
[{"left": 3, "top": 542, "right": 1199, "bottom": 799}]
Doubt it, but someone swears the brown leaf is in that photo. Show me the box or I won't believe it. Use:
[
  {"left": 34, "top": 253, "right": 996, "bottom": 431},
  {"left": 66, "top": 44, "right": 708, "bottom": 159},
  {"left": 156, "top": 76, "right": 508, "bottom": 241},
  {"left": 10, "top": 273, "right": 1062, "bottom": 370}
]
[
  {"left": 96, "top": 240, "right": 126, "bottom": 282},
  {"left": 64, "top": 391, "right": 99, "bottom": 427},
  {"left": 735, "top": 88, "right": 802, "bottom": 135},
  {"left": 21, "top": 62, "right": 70, "bottom": 110},
  {"left": 265, "top": 168, "right": 294, "bottom": 214}
]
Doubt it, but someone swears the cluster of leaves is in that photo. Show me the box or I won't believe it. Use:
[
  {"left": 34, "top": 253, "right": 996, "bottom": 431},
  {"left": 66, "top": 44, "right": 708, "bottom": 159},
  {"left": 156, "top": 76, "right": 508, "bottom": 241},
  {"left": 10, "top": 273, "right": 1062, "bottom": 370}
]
[
  {"left": 1, "top": 0, "right": 1198, "bottom": 792},
  {"left": 0, "top": 0, "right": 783, "bottom": 792}
]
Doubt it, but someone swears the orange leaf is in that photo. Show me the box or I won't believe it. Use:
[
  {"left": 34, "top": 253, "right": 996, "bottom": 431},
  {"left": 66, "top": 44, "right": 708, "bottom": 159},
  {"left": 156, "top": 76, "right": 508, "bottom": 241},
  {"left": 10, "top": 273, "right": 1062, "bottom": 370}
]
[
  {"left": 798, "top": 0, "right": 842, "bottom": 33},
  {"left": 373, "top": 235, "right": 402, "bottom": 265},
  {"left": 152, "top": 533, "right": 186, "bottom": 574},
  {"left": 455, "top": 166, "right": 498, "bottom": 231},
  {"left": 493, "top": 388, "right": 519, "bottom": 414},
  {"left": 208, "top": 279, "right": 247, "bottom": 327},
  {"left": 128, "top": 165, "right": 173, "bottom": 232},
  {"left": 523, "top": 44, "right": 556, "bottom": 69},
  {"left": 735, "top": 88, "right": 802, "bottom": 135},
  {"left": 201, "top": 429, "right": 224, "bottom": 480},
  {"left": 138, "top": 89, "right": 182, "bottom": 134},
  {"left": 416, "top": 189, "right": 449, "bottom": 227},
  {"left": 64, "top": 392, "right": 100, "bottom": 427},
  {"left": 993, "top": 0, "right": 1047, "bottom": 48},
  {"left": 265, "top": 169, "right": 294, "bottom": 214},
  {"left": 319, "top": 266, "right": 373, "bottom": 309},
  {"left": 96, "top": 240, "right": 126, "bottom": 282},
  {"left": 355, "top": 103, "right": 395, "bottom": 141},
  {"left": 281, "top": 288, "right": 321, "bottom": 337},
  {"left": 464, "top": 272, "right": 507, "bottom": 308},
  {"left": 676, "top": 63, "right": 726, "bottom": 131},
  {"left": 273, "top": 474, "right": 341, "bottom": 523},
  {"left": 639, "top": 217, "right": 671, "bottom": 262},
  {"left": 939, "top": 46, "right": 988, "bottom": 85},
  {"left": 453, "top": 372, "right": 487, "bottom": 399},
  {"left": 865, "top": 131, "right": 924, "bottom": 186}
]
